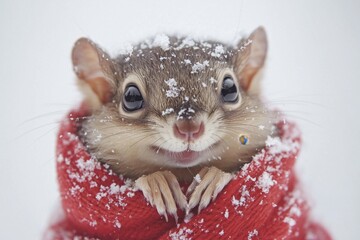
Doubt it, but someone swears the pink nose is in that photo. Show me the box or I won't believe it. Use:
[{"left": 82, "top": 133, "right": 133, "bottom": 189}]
[{"left": 173, "top": 121, "right": 205, "bottom": 141}]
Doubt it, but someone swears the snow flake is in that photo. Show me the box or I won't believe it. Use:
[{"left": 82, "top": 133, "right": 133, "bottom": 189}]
[
  {"left": 232, "top": 186, "right": 251, "bottom": 210},
  {"left": 89, "top": 220, "right": 97, "bottom": 227},
  {"left": 182, "top": 38, "right": 195, "bottom": 47},
  {"left": 256, "top": 172, "right": 276, "bottom": 194},
  {"left": 162, "top": 108, "right": 174, "bottom": 116},
  {"left": 119, "top": 43, "right": 133, "bottom": 55},
  {"left": 290, "top": 205, "right": 301, "bottom": 217},
  {"left": 201, "top": 42, "right": 211, "bottom": 48},
  {"left": 211, "top": 45, "right": 225, "bottom": 58},
  {"left": 194, "top": 174, "right": 201, "bottom": 183},
  {"left": 69, "top": 185, "right": 82, "bottom": 196},
  {"left": 165, "top": 78, "right": 181, "bottom": 98},
  {"left": 152, "top": 34, "right": 170, "bottom": 50},
  {"left": 96, "top": 191, "right": 107, "bottom": 201},
  {"left": 245, "top": 175, "right": 256, "bottom": 182},
  {"left": 191, "top": 61, "right": 209, "bottom": 73},
  {"left": 169, "top": 227, "right": 193, "bottom": 240},
  {"left": 176, "top": 107, "right": 195, "bottom": 120},
  {"left": 127, "top": 192, "right": 135, "bottom": 198},
  {"left": 188, "top": 107, "right": 195, "bottom": 113},
  {"left": 248, "top": 229, "right": 258, "bottom": 240},
  {"left": 90, "top": 181, "right": 98, "bottom": 188},
  {"left": 175, "top": 37, "right": 196, "bottom": 50},
  {"left": 266, "top": 136, "right": 299, "bottom": 156},
  {"left": 209, "top": 77, "right": 218, "bottom": 84},
  {"left": 284, "top": 216, "right": 296, "bottom": 227},
  {"left": 109, "top": 183, "right": 120, "bottom": 194},
  {"left": 57, "top": 154, "right": 64, "bottom": 163},
  {"left": 184, "top": 59, "right": 192, "bottom": 65},
  {"left": 114, "top": 219, "right": 121, "bottom": 229},
  {"left": 240, "top": 39, "right": 253, "bottom": 51},
  {"left": 224, "top": 208, "right": 229, "bottom": 219},
  {"left": 266, "top": 166, "right": 277, "bottom": 173}
]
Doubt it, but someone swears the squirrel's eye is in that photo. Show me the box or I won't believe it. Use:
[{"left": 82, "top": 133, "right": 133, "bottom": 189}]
[
  {"left": 123, "top": 85, "right": 144, "bottom": 111},
  {"left": 221, "top": 76, "right": 238, "bottom": 103}
]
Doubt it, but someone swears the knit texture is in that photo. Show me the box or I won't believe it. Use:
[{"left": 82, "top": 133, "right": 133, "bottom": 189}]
[{"left": 44, "top": 105, "right": 331, "bottom": 240}]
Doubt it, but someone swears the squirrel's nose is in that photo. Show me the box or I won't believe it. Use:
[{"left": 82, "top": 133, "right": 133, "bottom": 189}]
[{"left": 173, "top": 120, "right": 204, "bottom": 141}]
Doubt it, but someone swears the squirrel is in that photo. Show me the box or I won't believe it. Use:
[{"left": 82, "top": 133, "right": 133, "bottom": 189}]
[{"left": 72, "top": 27, "right": 277, "bottom": 222}]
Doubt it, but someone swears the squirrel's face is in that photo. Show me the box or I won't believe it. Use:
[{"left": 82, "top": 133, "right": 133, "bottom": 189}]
[
  {"left": 75, "top": 28, "right": 275, "bottom": 173},
  {"left": 113, "top": 50, "right": 243, "bottom": 167}
]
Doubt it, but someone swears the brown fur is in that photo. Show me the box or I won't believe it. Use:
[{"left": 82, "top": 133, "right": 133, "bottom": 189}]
[{"left": 77, "top": 28, "right": 277, "bottom": 183}]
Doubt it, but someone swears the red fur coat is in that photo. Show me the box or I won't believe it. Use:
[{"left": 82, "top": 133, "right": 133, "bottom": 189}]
[{"left": 44, "top": 105, "right": 331, "bottom": 240}]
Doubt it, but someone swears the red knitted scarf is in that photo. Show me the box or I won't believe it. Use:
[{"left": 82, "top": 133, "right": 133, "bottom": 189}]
[{"left": 44, "top": 105, "right": 331, "bottom": 240}]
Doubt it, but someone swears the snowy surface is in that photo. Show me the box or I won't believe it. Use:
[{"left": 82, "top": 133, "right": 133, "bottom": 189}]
[{"left": 0, "top": 0, "right": 359, "bottom": 239}]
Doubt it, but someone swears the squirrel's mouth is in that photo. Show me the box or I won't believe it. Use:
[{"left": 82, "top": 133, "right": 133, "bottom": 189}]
[{"left": 150, "top": 141, "right": 220, "bottom": 166}]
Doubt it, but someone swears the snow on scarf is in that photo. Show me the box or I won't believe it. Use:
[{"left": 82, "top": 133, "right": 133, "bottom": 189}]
[{"left": 44, "top": 105, "right": 331, "bottom": 240}]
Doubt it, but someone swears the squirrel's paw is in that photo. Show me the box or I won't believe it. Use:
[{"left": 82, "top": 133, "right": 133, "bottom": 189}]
[
  {"left": 135, "top": 170, "right": 187, "bottom": 222},
  {"left": 186, "top": 166, "right": 233, "bottom": 214}
]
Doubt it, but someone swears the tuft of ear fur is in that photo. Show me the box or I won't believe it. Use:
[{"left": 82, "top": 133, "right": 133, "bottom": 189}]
[
  {"left": 72, "top": 38, "right": 114, "bottom": 109},
  {"left": 233, "top": 27, "right": 268, "bottom": 92}
]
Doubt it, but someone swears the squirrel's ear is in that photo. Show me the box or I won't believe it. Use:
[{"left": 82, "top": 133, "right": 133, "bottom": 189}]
[
  {"left": 233, "top": 27, "right": 267, "bottom": 91},
  {"left": 72, "top": 38, "right": 114, "bottom": 108}
]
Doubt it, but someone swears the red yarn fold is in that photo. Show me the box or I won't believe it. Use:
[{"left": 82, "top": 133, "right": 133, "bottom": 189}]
[{"left": 44, "top": 105, "right": 331, "bottom": 240}]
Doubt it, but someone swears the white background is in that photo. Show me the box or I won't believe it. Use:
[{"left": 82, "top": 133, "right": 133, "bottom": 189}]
[{"left": 1, "top": 0, "right": 359, "bottom": 239}]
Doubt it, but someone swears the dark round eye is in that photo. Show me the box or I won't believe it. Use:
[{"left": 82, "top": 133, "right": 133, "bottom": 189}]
[
  {"left": 221, "top": 76, "right": 238, "bottom": 103},
  {"left": 123, "top": 85, "right": 144, "bottom": 111}
]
